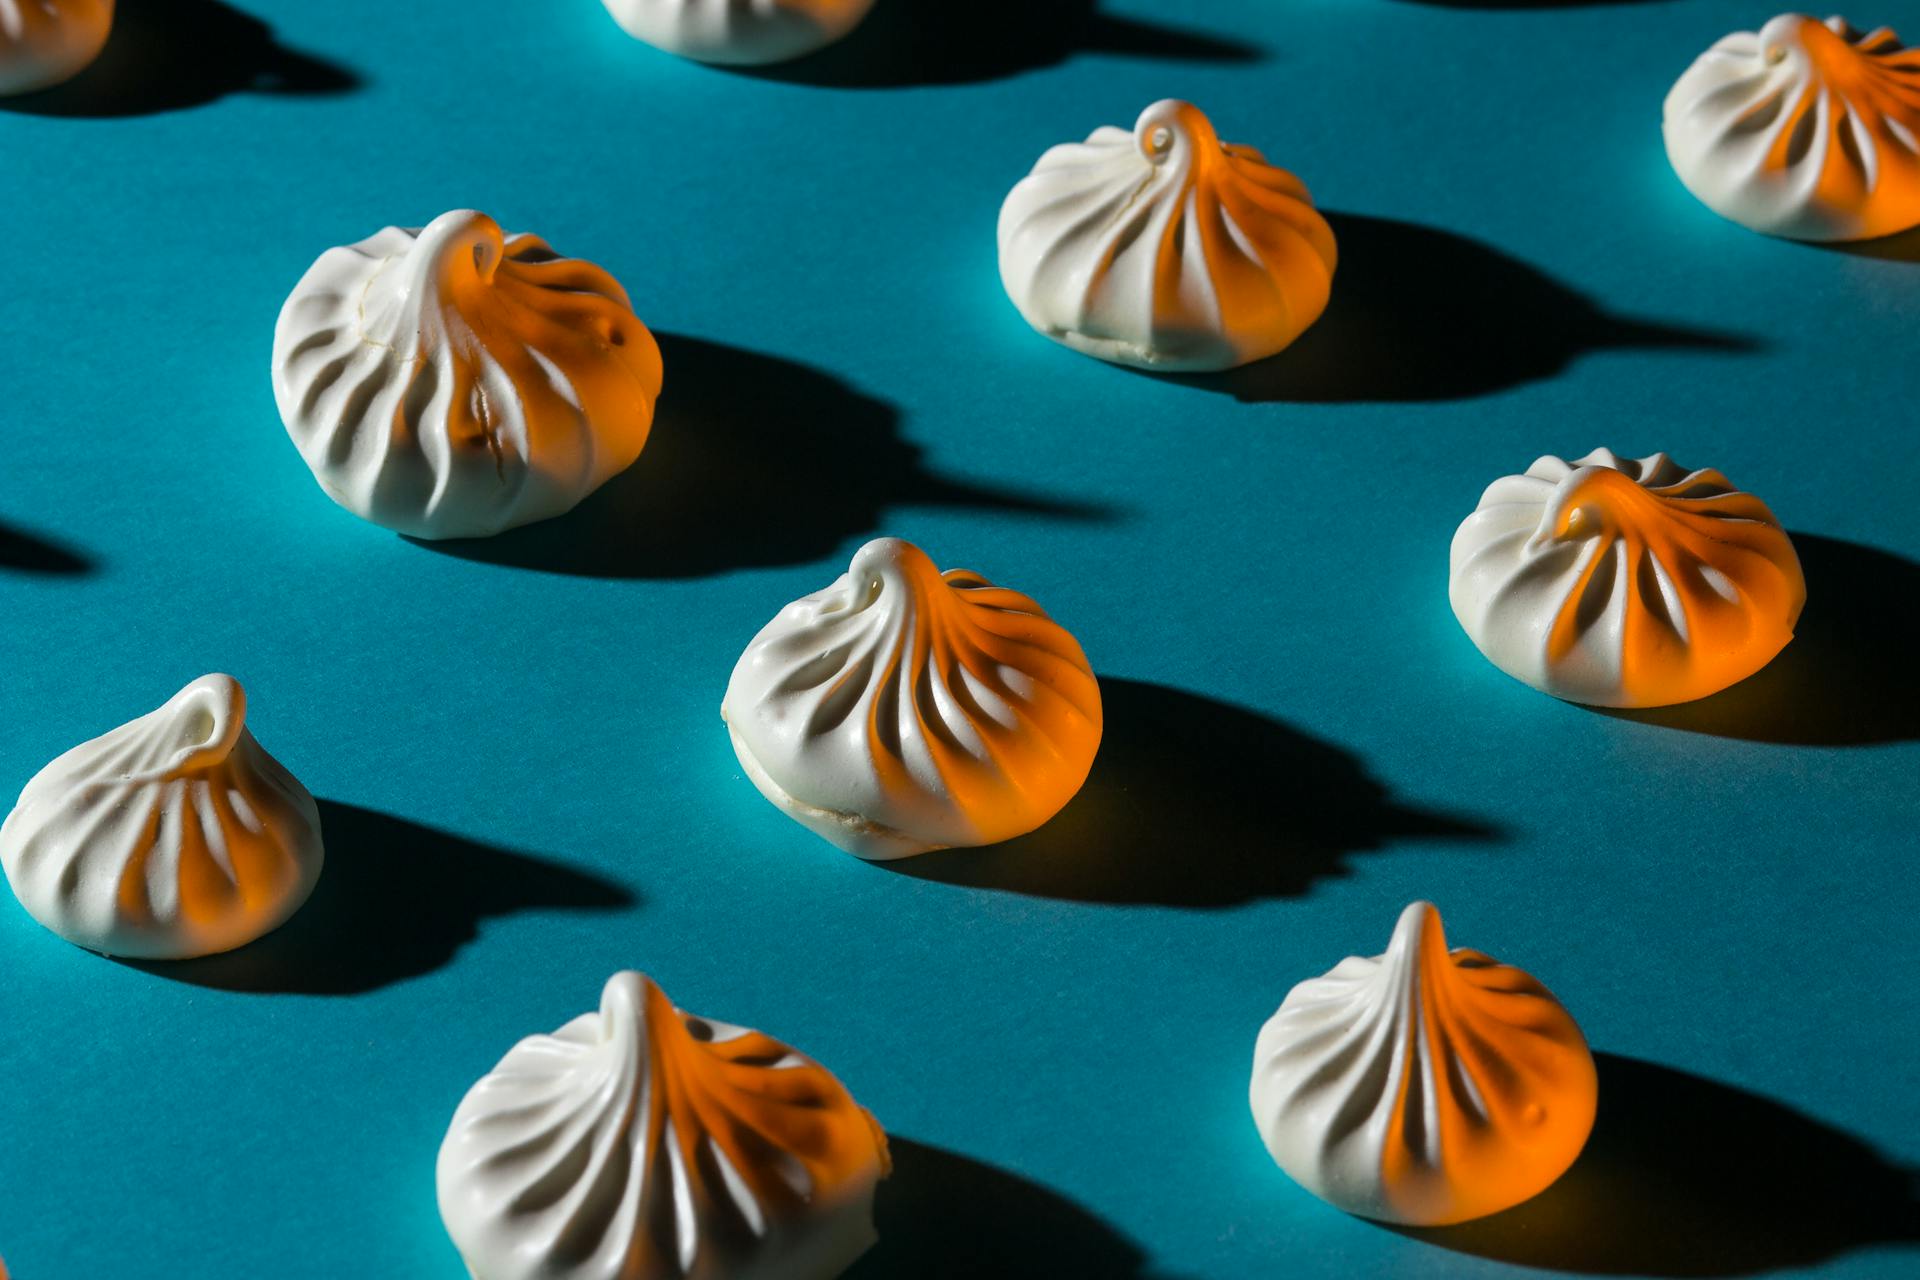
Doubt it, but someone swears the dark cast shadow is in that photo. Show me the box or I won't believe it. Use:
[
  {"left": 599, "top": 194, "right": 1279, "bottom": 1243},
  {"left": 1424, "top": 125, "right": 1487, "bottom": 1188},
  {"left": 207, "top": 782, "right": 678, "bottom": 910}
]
[
  {"left": 1603, "top": 534, "right": 1920, "bottom": 745},
  {"left": 0, "top": 520, "right": 91, "bottom": 574},
  {"left": 1398, "top": 0, "right": 1672, "bottom": 9},
  {"left": 1827, "top": 223, "right": 1920, "bottom": 264},
  {"left": 892, "top": 679, "right": 1501, "bottom": 907},
  {"left": 130, "top": 801, "right": 636, "bottom": 996},
  {"left": 849, "top": 1138, "right": 1187, "bottom": 1279},
  {"left": 4, "top": 0, "right": 359, "bottom": 119},
  {"left": 749, "top": 0, "right": 1260, "bottom": 90},
  {"left": 1398, "top": 1053, "right": 1920, "bottom": 1276},
  {"left": 419, "top": 334, "right": 1115, "bottom": 579},
  {"left": 1168, "top": 213, "right": 1757, "bottom": 404}
]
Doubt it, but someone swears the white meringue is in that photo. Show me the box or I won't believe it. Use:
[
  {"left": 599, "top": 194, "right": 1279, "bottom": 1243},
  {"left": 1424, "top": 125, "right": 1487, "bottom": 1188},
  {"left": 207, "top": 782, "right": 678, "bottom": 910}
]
[
  {"left": 1250, "top": 902, "right": 1597, "bottom": 1227},
  {"left": 997, "top": 99, "right": 1337, "bottom": 372},
  {"left": 722, "top": 537, "right": 1102, "bottom": 859},
  {"left": 271, "top": 210, "right": 663, "bottom": 540},
  {"left": 1449, "top": 448, "right": 1805, "bottom": 708},
  {"left": 600, "top": 0, "right": 876, "bottom": 66},
  {"left": 0, "top": 0, "right": 112, "bottom": 96},
  {"left": 437, "top": 971, "right": 890, "bottom": 1280},
  {"left": 1663, "top": 15, "right": 1920, "bottom": 241},
  {"left": 0, "top": 675, "right": 324, "bottom": 960}
]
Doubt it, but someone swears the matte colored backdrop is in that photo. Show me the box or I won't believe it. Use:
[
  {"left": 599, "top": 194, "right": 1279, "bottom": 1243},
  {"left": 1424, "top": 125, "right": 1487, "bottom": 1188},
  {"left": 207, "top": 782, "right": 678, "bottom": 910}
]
[{"left": 1, "top": 1, "right": 1915, "bottom": 1276}]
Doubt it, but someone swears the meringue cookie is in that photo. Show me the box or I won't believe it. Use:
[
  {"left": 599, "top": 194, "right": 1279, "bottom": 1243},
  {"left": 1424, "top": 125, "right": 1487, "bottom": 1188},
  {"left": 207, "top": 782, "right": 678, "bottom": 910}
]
[
  {"left": 1250, "top": 902, "right": 1597, "bottom": 1227},
  {"left": 1449, "top": 449, "right": 1805, "bottom": 708},
  {"left": 601, "top": 0, "right": 877, "bottom": 66},
  {"left": 438, "top": 971, "right": 890, "bottom": 1280},
  {"left": 997, "top": 99, "right": 1337, "bottom": 372},
  {"left": 1664, "top": 15, "right": 1920, "bottom": 241},
  {"left": 0, "top": 675, "right": 324, "bottom": 959},
  {"left": 722, "top": 537, "right": 1102, "bottom": 859},
  {"left": 271, "top": 210, "right": 663, "bottom": 540},
  {"left": 0, "top": 0, "right": 112, "bottom": 96}
]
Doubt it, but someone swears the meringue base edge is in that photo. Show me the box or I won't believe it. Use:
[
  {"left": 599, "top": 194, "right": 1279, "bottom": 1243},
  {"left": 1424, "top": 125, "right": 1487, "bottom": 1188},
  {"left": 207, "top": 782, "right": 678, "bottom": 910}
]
[
  {"left": 722, "top": 717, "right": 946, "bottom": 860},
  {"left": 1030, "top": 322, "right": 1263, "bottom": 375}
]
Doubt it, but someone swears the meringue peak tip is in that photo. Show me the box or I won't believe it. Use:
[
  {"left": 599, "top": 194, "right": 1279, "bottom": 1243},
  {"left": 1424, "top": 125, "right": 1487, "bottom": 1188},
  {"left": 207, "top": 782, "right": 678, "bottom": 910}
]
[
  {"left": 598, "top": 969, "right": 666, "bottom": 1021},
  {"left": 1388, "top": 900, "right": 1447, "bottom": 952},
  {"left": 849, "top": 536, "right": 936, "bottom": 579},
  {"left": 1135, "top": 98, "right": 1217, "bottom": 142},
  {"left": 177, "top": 671, "right": 245, "bottom": 702}
]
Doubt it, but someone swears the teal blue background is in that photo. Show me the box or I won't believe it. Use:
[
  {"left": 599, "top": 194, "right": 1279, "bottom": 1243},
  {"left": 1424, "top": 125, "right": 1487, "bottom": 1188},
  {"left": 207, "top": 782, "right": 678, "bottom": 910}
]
[{"left": 1, "top": 1, "right": 1916, "bottom": 1276}]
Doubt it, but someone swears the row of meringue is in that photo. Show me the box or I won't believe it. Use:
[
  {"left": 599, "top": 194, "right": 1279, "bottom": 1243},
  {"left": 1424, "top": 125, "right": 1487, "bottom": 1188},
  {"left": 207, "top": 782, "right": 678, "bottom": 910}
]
[
  {"left": 725, "top": 457, "right": 1805, "bottom": 865},
  {"left": 436, "top": 898, "right": 1593, "bottom": 1280},
  {"left": 14, "top": 5, "right": 1920, "bottom": 246},
  {"left": 263, "top": 162, "right": 1324, "bottom": 548},
  {"left": 263, "top": 66, "right": 1920, "bottom": 546},
  {"left": 0, "top": 462, "right": 1805, "bottom": 959},
  {"left": 541, "top": 8, "right": 1920, "bottom": 244}
]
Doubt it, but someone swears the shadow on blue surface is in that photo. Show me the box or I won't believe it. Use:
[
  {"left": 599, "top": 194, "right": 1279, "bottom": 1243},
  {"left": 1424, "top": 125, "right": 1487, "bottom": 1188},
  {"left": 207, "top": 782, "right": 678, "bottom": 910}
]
[
  {"left": 1398, "top": 0, "right": 1671, "bottom": 8},
  {"left": 1602, "top": 534, "right": 1920, "bottom": 745},
  {"left": 2, "top": 0, "right": 359, "bottom": 119},
  {"left": 746, "top": 0, "right": 1260, "bottom": 90},
  {"left": 1167, "top": 213, "right": 1758, "bottom": 404},
  {"left": 849, "top": 1137, "right": 1190, "bottom": 1279},
  {"left": 125, "top": 801, "right": 637, "bottom": 996},
  {"left": 1397, "top": 1053, "right": 1920, "bottom": 1275},
  {"left": 894, "top": 679, "right": 1502, "bottom": 907},
  {"left": 417, "top": 333, "right": 1117, "bottom": 579},
  {"left": 0, "top": 521, "right": 91, "bottom": 575},
  {"left": 1830, "top": 226, "right": 1920, "bottom": 264}
]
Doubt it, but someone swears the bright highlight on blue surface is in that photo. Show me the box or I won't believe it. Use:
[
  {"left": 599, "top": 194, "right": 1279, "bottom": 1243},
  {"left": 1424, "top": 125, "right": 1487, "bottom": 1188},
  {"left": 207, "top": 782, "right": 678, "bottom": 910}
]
[{"left": 1, "top": 2, "right": 1916, "bottom": 1277}]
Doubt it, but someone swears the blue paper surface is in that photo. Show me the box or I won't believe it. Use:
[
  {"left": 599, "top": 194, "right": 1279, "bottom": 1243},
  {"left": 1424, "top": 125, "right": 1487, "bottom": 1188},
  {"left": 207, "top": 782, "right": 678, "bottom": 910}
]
[{"left": 1, "top": 2, "right": 1916, "bottom": 1276}]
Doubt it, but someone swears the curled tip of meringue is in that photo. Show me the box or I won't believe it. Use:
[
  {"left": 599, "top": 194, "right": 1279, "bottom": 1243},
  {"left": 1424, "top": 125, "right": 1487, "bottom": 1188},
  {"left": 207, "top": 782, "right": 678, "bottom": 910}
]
[
  {"left": 1135, "top": 99, "right": 1218, "bottom": 159},
  {"left": 160, "top": 673, "right": 248, "bottom": 774},
  {"left": 411, "top": 209, "right": 507, "bottom": 284}
]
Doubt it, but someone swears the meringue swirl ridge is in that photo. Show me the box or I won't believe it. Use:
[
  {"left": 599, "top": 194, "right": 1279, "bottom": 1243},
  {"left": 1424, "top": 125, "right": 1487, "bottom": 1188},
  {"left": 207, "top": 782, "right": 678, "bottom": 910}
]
[
  {"left": 1449, "top": 449, "right": 1805, "bottom": 707},
  {"left": 1250, "top": 902, "right": 1597, "bottom": 1226},
  {"left": 1664, "top": 15, "right": 1920, "bottom": 240},
  {"left": 272, "top": 209, "right": 663, "bottom": 539},
  {"left": 437, "top": 971, "right": 889, "bottom": 1280},
  {"left": 0, "top": 674, "right": 324, "bottom": 960},
  {"left": 998, "top": 99, "right": 1337, "bottom": 372},
  {"left": 723, "top": 538, "right": 1102, "bottom": 858}
]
